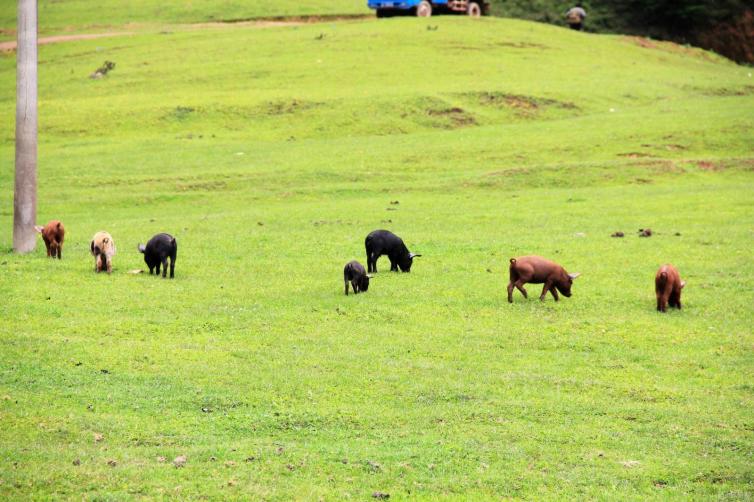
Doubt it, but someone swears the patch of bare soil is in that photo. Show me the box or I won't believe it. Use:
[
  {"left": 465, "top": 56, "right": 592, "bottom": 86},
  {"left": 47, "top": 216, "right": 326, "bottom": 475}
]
[
  {"left": 691, "top": 158, "right": 754, "bottom": 171},
  {"left": 0, "top": 32, "right": 133, "bottom": 52},
  {"left": 427, "top": 107, "right": 477, "bottom": 128},
  {"left": 468, "top": 92, "right": 578, "bottom": 114},
  {"left": 664, "top": 144, "right": 687, "bottom": 151},
  {"left": 0, "top": 14, "right": 369, "bottom": 52},
  {"left": 264, "top": 99, "right": 323, "bottom": 116},
  {"left": 629, "top": 36, "right": 658, "bottom": 49},
  {"left": 618, "top": 152, "right": 652, "bottom": 158},
  {"left": 697, "top": 160, "right": 719, "bottom": 171},
  {"left": 624, "top": 36, "right": 720, "bottom": 62},
  {"left": 198, "top": 13, "right": 369, "bottom": 26},
  {"left": 631, "top": 159, "right": 680, "bottom": 171},
  {"left": 702, "top": 85, "right": 754, "bottom": 96},
  {"left": 495, "top": 41, "right": 549, "bottom": 49},
  {"left": 639, "top": 143, "right": 688, "bottom": 152}
]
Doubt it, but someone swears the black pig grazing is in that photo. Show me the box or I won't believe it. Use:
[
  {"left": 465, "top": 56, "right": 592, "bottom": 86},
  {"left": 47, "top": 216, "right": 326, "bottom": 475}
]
[
  {"left": 365, "top": 230, "right": 421, "bottom": 273},
  {"left": 344, "top": 260, "right": 370, "bottom": 295},
  {"left": 138, "top": 233, "right": 177, "bottom": 278}
]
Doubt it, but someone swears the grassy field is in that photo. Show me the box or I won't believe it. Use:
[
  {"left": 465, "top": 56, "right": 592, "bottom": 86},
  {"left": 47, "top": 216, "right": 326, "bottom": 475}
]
[
  {"left": 0, "top": 0, "right": 370, "bottom": 40},
  {"left": 1, "top": 15, "right": 753, "bottom": 500}
]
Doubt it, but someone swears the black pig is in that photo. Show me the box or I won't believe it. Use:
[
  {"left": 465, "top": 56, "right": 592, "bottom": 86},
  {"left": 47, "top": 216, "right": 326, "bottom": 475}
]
[
  {"left": 138, "top": 233, "right": 177, "bottom": 278},
  {"left": 344, "top": 260, "right": 370, "bottom": 295},
  {"left": 365, "top": 230, "right": 421, "bottom": 273}
]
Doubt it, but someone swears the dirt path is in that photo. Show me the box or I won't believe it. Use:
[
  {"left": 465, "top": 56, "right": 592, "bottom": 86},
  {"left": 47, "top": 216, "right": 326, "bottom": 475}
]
[
  {"left": 0, "top": 14, "right": 370, "bottom": 52},
  {"left": 0, "top": 32, "right": 133, "bottom": 51}
]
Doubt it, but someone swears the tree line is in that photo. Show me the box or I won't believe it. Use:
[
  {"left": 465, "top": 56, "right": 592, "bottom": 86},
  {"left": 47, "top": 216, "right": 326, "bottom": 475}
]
[{"left": 490, "top": 0, "right": 753, "bottom": 64}]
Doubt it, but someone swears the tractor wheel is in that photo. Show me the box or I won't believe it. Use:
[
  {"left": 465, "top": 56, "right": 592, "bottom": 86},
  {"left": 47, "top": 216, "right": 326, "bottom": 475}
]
[
  {"left": 416, "top": 1, "right": 432, "bottom": 17},
  {"left": 467, "top": 2, "right": 482, "bottom": 16}
]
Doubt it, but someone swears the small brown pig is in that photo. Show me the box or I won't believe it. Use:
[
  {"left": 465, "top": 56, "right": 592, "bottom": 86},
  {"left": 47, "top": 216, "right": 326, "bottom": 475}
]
[
  {"left": 655, "top": 264, "right": 685, "bottom": 312},
  {"left": 507, "top": 256, "right": 580, "bottom": 303},
  {"left": 34, "top": 220, "right": 65, "bottom": 259}
]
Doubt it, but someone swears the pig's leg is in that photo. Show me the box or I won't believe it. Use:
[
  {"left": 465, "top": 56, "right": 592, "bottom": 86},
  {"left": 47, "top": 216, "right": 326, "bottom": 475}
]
[
  {"left": 657, "top": 291, "right": 667, "bottom": 312},
  {"left": 155, "top": 261, "right": 161, "bottom": 276},
  {"left": 549, "top": 286, "right": 559, "bottom": 301},
  {"left": 670, "top": 289, "right": 681, "bottom": 309},
  {"left": 515, "top": 282, "right": 528, "bottom": 298},
  {"left": 169, "top": 256, "right": 175, "bottom": 278},
  {"left": 56, "top": 244, "right": 62, "bottom": 260},
  {"left": 507, "top": 281, "right": 515, "bottom": 303},
  {"left": 161, "top": 258, "right": 168, "bottom": 278},
  {"left": 540, "top": 281, "right": 552, "bottom": 301}
]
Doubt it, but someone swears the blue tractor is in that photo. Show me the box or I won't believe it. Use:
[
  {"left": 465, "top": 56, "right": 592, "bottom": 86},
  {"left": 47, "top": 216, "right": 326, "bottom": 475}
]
[{"left": 368, "top": 0, "right": 490, "bottom": 18}]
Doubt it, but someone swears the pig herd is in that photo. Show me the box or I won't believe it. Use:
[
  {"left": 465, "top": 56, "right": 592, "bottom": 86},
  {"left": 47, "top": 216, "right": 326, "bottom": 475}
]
[
  {"left": 34, "top": 221, "right": 685, "bottom": 312},
  {"left": 348, "top": 229, "right": 684, "bottom": 313},
  {"left": 35, "top": 220, "right": 177, "bottom": 279}
]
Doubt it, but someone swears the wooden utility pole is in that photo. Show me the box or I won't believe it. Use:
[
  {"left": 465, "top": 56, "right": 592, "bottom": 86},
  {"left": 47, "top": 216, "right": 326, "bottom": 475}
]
[{"left": 13, "top": 0, "right": 37, "bottom": 253}]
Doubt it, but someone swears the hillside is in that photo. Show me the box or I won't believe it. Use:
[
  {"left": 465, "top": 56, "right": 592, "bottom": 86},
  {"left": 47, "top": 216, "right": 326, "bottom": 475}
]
[
  {"left": 0, "top": 0, "right": 369, "bottom": 39},
  {"left": 1, "top": 16, "right": 753, "bottom": 500}
]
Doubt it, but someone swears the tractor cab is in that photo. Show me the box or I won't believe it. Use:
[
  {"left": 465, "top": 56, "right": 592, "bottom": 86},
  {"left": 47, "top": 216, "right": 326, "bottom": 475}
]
[{"left": 368, "top": 0, "right": 490, "bottom": 18}]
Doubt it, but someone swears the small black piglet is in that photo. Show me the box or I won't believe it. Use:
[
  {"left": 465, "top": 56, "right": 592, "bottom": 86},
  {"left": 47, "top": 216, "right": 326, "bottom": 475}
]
[
  {"left": 138, "top": 233, "right": 177, "bottom": 278},
  {"left": 344, "top": 260, "right": 370, "bottom": 295}
]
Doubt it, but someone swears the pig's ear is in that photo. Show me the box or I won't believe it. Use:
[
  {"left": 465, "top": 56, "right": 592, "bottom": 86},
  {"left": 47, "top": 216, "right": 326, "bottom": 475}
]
[
  {"left": 568, "top": 272, "right": 581, "bottom": 280},
  {"left": 137, "top": 244, "right": 146, "bottom": 253},
  {"left": 680, "top": 280, "right": 686, "bottom": 288},
  {"left": 34, "top": 225, "right": 44, "bottom": 233}
]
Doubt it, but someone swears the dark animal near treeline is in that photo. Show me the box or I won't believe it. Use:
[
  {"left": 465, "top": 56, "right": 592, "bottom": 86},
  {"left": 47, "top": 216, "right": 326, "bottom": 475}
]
[
  {"left": 138, "top": 233, "right": 177, "bottom": 278},
  {"left": 365, "top": 230, "right": 421, "bottom": 273},
  {"left": 655, "top": 264, "right": 685, "bottom": 312},
  {"left": 35, "top": 220, "right": 65, "bottom": 259},
  {"left": 343, "top": 260, "right": 369, "bottom": 295},
  {"left": 91, "top": 231, "right": 116, "bottom": 274},
  {"left": 507, "top": 256, "right": 580, "bottom": 303}
]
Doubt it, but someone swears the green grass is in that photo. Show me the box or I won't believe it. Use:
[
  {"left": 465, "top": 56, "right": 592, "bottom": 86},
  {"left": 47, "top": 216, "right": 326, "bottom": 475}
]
[
  {"left": 0, "top": 0, "right": 370, "bottom": 39},
  {"left": 1, "top": 16, "right": 753, "bottom": 500}
]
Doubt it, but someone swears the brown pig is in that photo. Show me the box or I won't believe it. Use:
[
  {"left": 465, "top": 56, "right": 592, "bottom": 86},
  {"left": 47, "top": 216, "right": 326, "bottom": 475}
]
[
  {"left": 34, "top": 220, "right": 65, "bottom": 259},
  {"left": 507, "top": 256, "right": 580, "bottom": 303},
  {"left": 655, "top": 264, "right": 685, "bottom": 312}
]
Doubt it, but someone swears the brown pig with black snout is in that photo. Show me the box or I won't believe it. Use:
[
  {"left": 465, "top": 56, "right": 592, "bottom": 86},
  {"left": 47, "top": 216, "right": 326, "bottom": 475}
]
[
  {"left": 507, "top": 256, "right": 580, "bottom": 303},
  {"left": 35, "top": 220, "right": 65, "bottom": 259}
]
